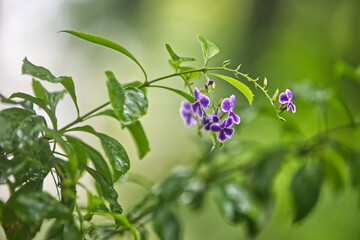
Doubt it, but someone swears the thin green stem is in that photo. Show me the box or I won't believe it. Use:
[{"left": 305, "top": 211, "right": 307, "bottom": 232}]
[
  {"left": 59, "top": 101, "right": 110, "bottom": 133},
  {"left": 50, "top": 170, "right": 61, "bottom": 201},
  {"left": 75, "top": 202, "right": 85, "bottom": 238}
]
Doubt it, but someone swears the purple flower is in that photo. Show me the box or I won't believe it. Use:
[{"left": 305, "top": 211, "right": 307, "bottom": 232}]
[
  {"left": 210, "top": 117, "right": 235, "bottom": 142},
  {"left": 221, "top": 95, "right": 240, "bottom": 124},
  {"left": 191, "top": 87, "right": 210, "bottom": 118},
  {"left": 180, "top": 100, "right": 197, "bottom": 127},
  {"left": 202, "top": 112, "right": 220, "bottom": 131},
  {"left": 279, "top": 89, "right": 296, "bottom": 113}
]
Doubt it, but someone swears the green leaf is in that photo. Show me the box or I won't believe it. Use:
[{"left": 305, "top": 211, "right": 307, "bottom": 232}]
[
  {"left": 154, "top": 167, "right": 191, "bottom": 202},
  {"left": 45, "top": 219, "right": 81, "bottom": 240},
  {"left": 10, "top": 92, "right": 58, "bottom": 130},
  {"left": 0, "top": 93, "right": 35, "bottom": 112},
  {"left": 165, "top": 44, "right": 195, "bottom": 69},
  {"left": 85, "top": 191, "right": 109, "bottom": 220},
  {"left": 2, "top": 181, "right": 43, "bottom": 239},
  {"left": 0, "top": 108, "right": 34, "bottom": 152},
  {"left": 123, "top": 81, "right": 147, "bottom": 95},
  {"left": 252, "top": 148, "right": 287, "bottom": 201},
  {"left": 197, "top": 35, "right": 220, "bottom": 65},
  {"left": 47, "top": 90, "right": 66, "bottom": 113},
  {"left": 153, "top": 207, "right": 180, "bottom": 240},
  {"left": 126, "top": 121, "right": 150, "bottom": 159},
  {"left": 290, "top": 163, "right": 322, "bottom": 222},
  {"left": 148, "top": 85, "right": 194, "bottom": 103},
  {"left": 66, "top": 136, "right": 113, "bottom": 184},
  {"left": 22, "top": 58, "right": 80, "bottom": 116},
  {"left": 79, "top": 162, "right": 122, "bottom": 214},
  {"left": 213, "top": 182, "right": 259, "bottom": 237},
  {"left": 32, "top": 79, "right": 49, "bottom": 104},
  {"left": 210, "top": 73, "right": 254, "bottom": 106},
  {"left": 66, "top": 125, "right": 130, "bottom": 181},
  {"left": 13, "top": 192, "right": 71, "bottom": 223},
  {"left": 106, "top": 71, "right": 148, "bottom": 125},
  {"left": 61, "top": 30, "right": 147, "bottom": 80}
]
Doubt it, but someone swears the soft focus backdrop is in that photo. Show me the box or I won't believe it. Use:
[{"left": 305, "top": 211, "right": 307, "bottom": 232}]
[{"left": 1, "top": 0, "right": 360, "bottom": 239}]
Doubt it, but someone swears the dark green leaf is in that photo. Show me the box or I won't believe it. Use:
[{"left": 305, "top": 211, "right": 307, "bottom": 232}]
[
  {"left": 106, "top": 71, "right": 148, "bottom": 125},
  {"left": 66, "top": 125, "right": 130, "bottom": 181},
  {"left": 210, "top": 73, "right": 254, "bottom": 106},
  {"left": 0, "top": 93, "right": 34, "bottom": 112},
  {"left": 2, "top": 181, "right": 43, "bottom": 239},
  {"left": 153, "top": 207, "right": 180, "bottom": 240},
  {"left": 126, "top": 121, "right": 150, "bottom": 159},
  {"left": 148, "top": 85, "right": 193, "bottom": 103},
  {"left": 214, "top": 182, "right": 258, "bottom": 223},
  {"left": 252, "top": 148, "right": 287, "bottom": 201},
  {"left": 290, "top": 163, "right": 322, "bottom": 222},
  {"left": 45, "top": 219, "right": 81, "bottom": 240},
  {"left": 61, "top": 30, "right": 147, "bottom": 80},
  {"left": 154, "top": 167, "right": 191, "bottom": 202},
  {"left": 123, "top": 81, "right": 147, "bottom": 95},
  {"left": 66, "top": 136, "right": 113, "bottom": 184},
  {"left": 10, "top": 92, "right": 58, "bottom": 130},
  {"left": 0, "top": 108, "right": 34, "bottom": 152},
  {"left": 97, "top": 132, "right": 130, "bottom": 181},
  {"left": 197, "top": 35, "right": 220, "bottom": 65},
  {"left": 79, "top": 162, "right": 122, "bottom": 214},
  {"left": 22, "top": 58, "right": 80, "bottom": 116},
  {"left": 13, "top": 192, "right": 71, "bottom": 223}
]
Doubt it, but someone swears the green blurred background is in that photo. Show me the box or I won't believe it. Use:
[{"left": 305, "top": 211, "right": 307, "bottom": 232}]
[{"left": 1, "top": 0, "right": 360, "bottom": 239}]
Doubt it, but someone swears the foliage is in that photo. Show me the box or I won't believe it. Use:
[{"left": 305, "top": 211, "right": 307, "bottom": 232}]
[{"left": 0, "top": 31, "right": 359, "bottom": 240}]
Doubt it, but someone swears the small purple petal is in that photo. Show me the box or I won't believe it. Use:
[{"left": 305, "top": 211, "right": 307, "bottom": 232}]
[
  {"left": 225, "top": 118, "right": 234, "bottom": 128},
  {"left": 200, "top": 95, "right": 210, "bottom": 109},
  {"left": 208, "top": 80, "right": 214, "bottom": 86},
  {"left": 210, "top": 124, "right": 221, "bottom": 132},
  {"left": 229, "top": 95, "right": 236, "bottom": 108},
  {"left": 191, "top": 102, "right": 198, "bottom": 114},
  {"left": 221, "top": 98, "right": 232, "bottom": 112},
  {"left": 223, "top": 128, "right": 234, "bottom": 138},
  {"left": 288, "top": 102, "right": 296, "bottom": 113},
  {"left": 229, "top": 111, "right": 240, "bottom": 124},
  {"left": 212, "top": 115, "right": 219, "bottom": 123},
  {"left": 279, "top": 92, "right": 289, "bottom": 104},
  {"left": 286, "top": 89, "right": 293, "bottom": 99},
  {"left": 218, "top": 130, "right": 227, "bottom": 142},
  {"left": 185, "top": 116, "right": 196, "bottom": 127},
  {"left": 194, "top": 88, "right": 200, "bottom": 101}
]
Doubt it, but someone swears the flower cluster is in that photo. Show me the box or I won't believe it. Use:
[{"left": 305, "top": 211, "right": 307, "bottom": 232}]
[{"left": 180, "top": 86, "right": 240, "bottom": 142}]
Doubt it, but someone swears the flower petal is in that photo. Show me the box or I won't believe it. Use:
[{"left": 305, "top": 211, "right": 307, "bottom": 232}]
[
  {"left": 286, "top": 89, "right": 293, "bottom": 99},
  {"left": 288, "top": 102, "right": 296, "bottom": 113},
  {"left": 221, "top": 98, "right": 232, "bottom": 112},
  {"left": 279, "top": 92, "right": 289, "bottom": 104},
  {"left": 229, "top": 95, "right": 236, "bottom": 108},
  {"left": 217, "top": 130, "right": 227, "bottom": 142},
  {"left": 204, "top": 123, "right": 211, "bottom": 131},
  {"left": 185, "top": 115, "right": 197, "bottom": 127},
  {"left": 200, "top": 95, "right": 210, "bottom": 109},
  {"left": 225, "top": 117, "right": 234, "bottom": 128},
  {"left": 212, "top": 115, "right": 219, "bottom": 123},
  {"left": 229, "top": 111, "right": 240, "bottom": 124},
  {"left": 191, "top": 102, "right": 198, "bottom": 114},
  {"left": 210, "top": 124, "right": 221, "bottom": 132},
  {"left": 224, "top": 127, "right": 234, "bottom": 138},
  {"left": 194, "top": 87, "right": 201, "bottom": 101}
]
